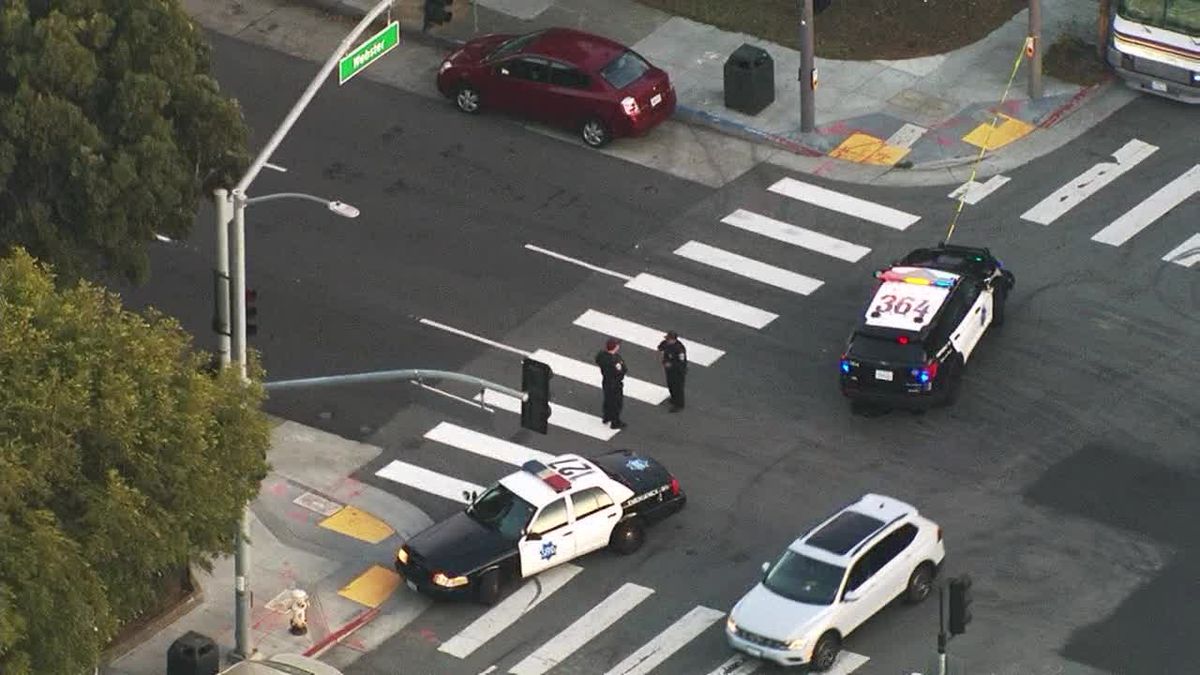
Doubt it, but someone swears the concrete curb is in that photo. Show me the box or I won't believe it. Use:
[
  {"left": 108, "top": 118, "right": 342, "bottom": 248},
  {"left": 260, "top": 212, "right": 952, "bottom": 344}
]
[
  {"left": 100, "top": 568, "right": 205, "bottom": 666},
  {"left": 302, "top": 607, "right": 381, "bottom": 658}
]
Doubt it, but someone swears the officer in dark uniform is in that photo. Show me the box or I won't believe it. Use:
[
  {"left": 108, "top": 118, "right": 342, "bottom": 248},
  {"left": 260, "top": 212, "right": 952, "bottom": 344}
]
[
  {"left": 657, "top": 331, "right": 687, "bottom": 412},
  {"left": 594, "top": 338, "right": 627, "bottom": 429}
]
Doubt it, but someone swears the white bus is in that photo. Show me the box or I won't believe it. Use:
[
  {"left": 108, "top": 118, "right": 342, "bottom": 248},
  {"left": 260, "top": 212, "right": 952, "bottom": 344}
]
[{"left": 1106, "top": 0, "right": 1200, "bottom": 102}]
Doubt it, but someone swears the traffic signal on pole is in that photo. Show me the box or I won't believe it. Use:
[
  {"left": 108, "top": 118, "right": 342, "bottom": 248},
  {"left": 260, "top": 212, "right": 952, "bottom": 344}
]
[
  {"left": 948, "top": 574, "right": 973, "bottom": 635},
  {"left": 423, "top": 0, "right": 453, "bottom": 29},
  {"left": 213, "top": 269, "right": 231, "bottom": 337},
  {"left": 520, "top": 358, "right": 552, "bottom": 434},
  {"left": 245, "top": 289, "right": 258, "bottom": 337}
]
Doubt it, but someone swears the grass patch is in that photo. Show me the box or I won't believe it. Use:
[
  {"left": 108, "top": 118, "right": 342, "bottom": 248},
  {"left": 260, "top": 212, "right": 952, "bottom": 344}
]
[
  {"left": 1044, "top": 34, "right": 1111, "bottom": 86},
  {"left": 635, "top": 0, "right": 1029, "bottom": 60}
]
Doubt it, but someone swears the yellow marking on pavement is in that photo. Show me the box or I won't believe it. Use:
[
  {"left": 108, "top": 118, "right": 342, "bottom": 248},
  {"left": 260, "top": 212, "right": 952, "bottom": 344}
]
[
  {"left": 338, "top": 564, "right": 401, "bottom": 608},
  {"left": 962, "top": 114, "right": 1035, "bottom": 150},
  {"left": 319, "top": 505, "right": 395, "bottom": 544},
  {"left": 828, "top": 132, "right": 911, "bottom": 165}
]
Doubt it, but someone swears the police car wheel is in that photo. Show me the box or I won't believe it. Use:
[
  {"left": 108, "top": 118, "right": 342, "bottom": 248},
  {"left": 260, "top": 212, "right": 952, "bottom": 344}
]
[
  {"left": 609, "top": 520, "right": 644, "bottom": 555},
  {"left": 811, "top": 631, "right": 841, "bottom": 671},
  {"left": 993, "top": 288, "right": 1008, "bottom": 327},
  {"left": 475, "top": 569, "right": 501, "bottom": 606}
]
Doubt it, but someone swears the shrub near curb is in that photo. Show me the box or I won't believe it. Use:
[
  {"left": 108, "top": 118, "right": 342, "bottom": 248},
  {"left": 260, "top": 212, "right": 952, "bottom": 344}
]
[{"left": 1045, "top": 34, "right": 1111, "bottom": 86}]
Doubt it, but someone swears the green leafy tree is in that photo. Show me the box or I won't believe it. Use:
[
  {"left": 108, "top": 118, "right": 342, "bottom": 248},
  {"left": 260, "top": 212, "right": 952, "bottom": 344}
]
[
  {"left": 0, "top": 0, "right": 248, "bottom": 285},
  {"left": 0, "top": 248, "right": 270, "bottom": 673}
]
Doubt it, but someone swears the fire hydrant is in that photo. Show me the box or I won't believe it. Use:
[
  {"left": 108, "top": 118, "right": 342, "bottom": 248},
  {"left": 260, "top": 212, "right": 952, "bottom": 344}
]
[{"left": 289, "top": 589, "right": 309, "bottom": 635}]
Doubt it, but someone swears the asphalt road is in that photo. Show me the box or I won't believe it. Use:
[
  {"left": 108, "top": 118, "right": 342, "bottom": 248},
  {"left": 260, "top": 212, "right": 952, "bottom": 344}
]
[{"left": 118, "top": 27, "right": 1198, "bottom": 675}]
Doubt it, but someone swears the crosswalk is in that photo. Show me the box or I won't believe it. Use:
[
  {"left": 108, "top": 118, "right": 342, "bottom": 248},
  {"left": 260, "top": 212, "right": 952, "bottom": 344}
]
[{"left": 367, "top": 133, "right": 1193, "bottom": 675}]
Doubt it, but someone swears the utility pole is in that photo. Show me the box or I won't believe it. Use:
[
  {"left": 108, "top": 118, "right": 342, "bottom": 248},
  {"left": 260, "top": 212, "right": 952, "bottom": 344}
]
[
  {"left": 937, "top": 584, "right": 948, "bottom": 675},
  {"left": 213, "top": 189, "right": 231, "bottom": 368},
  {"left": 799, "top": 0, "right": 816, "bottom": 132},
  {"left": 1029, "top": 0, "right": 1044, "bottom": 99}
]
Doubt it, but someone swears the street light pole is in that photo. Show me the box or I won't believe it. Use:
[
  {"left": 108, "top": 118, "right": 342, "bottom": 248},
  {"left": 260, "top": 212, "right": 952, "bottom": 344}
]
[
  {"left": 1029, "top": 0, "right": 1044, "bottom": 99},
  {"left": 214, "top": 189, "right": 232, "bottom": 368},
  {"left": 799, "top": 0, "right": 816, "bottom": 132}
]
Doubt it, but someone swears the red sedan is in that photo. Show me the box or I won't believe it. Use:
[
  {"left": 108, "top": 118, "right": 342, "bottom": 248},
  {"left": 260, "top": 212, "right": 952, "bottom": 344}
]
[{"left": 436, "top": 28, "right": 676, "bottom": 148}]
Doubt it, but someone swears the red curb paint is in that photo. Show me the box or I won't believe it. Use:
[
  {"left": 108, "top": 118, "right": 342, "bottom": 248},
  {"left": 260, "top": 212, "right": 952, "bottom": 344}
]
[
  {"left": 1038, "top": 83, "right": 1103, "bottom": 128},
  {"left": 302, "top": 607, "right": 381, "bottom": 658},
  {"left": 267, "top": 481, "right": 288, "bottom": 496},
  {"left": 286, "top": 508, "right": 313, "bottom": 524}
]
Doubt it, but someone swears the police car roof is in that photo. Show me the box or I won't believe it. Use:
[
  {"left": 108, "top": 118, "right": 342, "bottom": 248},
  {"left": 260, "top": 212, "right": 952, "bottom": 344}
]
[
  {"left": 790, "top": 494, "right": 917, "bottom": 565},
  {"left": 861, "top": 266, "right": 959, "bottom": 334},
  {"left": 498, "top": 454, "right": 607, "bottom": 507}
]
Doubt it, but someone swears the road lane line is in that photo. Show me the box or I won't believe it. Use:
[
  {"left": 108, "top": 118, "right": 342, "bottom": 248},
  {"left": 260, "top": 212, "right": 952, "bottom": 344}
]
[
  {"left": 1021, "top": 138, "right": 1158, "bottom": 225},
  {"left": 826, "top": 651, "right": 870, "bottom": 674},
  {"left": 374, "top": 460, "right": 482, "bottom": 503},
  {"left": 768, "top": 177, "right": 921, "bottom": 230},
  {"left": 528, "top": 348, "right": 669, "bottom": 405},
  {"left": 524, "top": 243, "right": 633, "bottom": 281},
  {"left": 721, "top": 209, "right": 870, "bottom": 262},
  {"left": 508, "top": 583, "right": 655, "bottom": 675},
  {"left": 624, "top": 273, "right": 778, "bottom": 329},
  {"left": 1162, "top": 233, "right": 1200, "bottom": 268},
  {"left": 674, "top": 241, "right": 824, "bottom": 296},
  {"left": 424, "top": 422, "right": 554, "bottom": 466},
  {"left": 603, "top": 605, "right": 726, "bottom": 675},
  {"left": 948, "top": 175, "right": 1011, "bottom": 205},
  {"left": 1091, "top": 164, "right": 1200, "bottom": 246},
  {"left": 573, "top": 310, "right": 725, "bottom": 366},
  {"left": 418, "top": 318, "right": 528, "bottom": 356},
  {"left": 474, "top": 390, "right": 618, "bottom": 440}
]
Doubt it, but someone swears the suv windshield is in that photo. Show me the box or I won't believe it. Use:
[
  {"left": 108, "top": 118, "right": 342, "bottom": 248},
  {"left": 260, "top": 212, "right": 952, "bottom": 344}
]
[
  {"left": 600, "top": 50, "right": 651, "bottom": 89},
  {"left": 763, "top": 550, "right": 845, "bottom": 605},
  {"left": 849, "top": 333, "right": 926, "bottom": 364},
  {"left": 467, "top": 484, "right": 535, "bottom": 540},
  {"left": 1118, "top": 0, "right": 1200, "bottom": 35},
  {"left": 487, "top": 31, "right": 544, "bottom": 61}
]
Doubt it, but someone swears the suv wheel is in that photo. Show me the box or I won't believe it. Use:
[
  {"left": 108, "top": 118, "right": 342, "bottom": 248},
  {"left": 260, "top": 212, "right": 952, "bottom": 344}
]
[
  {"left": 475, "top": 568, "right": 500, "bottom": 605},
  {"left": 609, "top": 519, "right": 644, "bottom": 554},
  {"left": 811, "top": 631, "right": 841, "bottom": 671},
  {"left": 992, "top": 287, "right": 1008, "bottom": 327},
  {"left": 905, "top": 562, "right": 935, "bottom": 604}
]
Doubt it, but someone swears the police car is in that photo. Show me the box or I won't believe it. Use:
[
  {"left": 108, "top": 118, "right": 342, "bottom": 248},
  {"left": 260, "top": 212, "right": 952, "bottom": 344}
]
[
  {"left": 394, "top": 450, "right": 685, "bottom": 605},
  {"left": 839, "top": 244, "right": 1015, "bottom": 408}
]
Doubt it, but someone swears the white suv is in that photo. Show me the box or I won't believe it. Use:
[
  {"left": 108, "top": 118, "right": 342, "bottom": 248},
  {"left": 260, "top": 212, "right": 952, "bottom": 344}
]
[{"left": 725, "top": 494, "right": 945, "bottom": 670}]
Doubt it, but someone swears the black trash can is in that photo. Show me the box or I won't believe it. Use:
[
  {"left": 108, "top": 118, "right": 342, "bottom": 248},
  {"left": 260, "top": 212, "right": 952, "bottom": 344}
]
[
  {"left": 724, "top": 44, "right": 775, "bottom": 115},
  {"left": 166, "top": 631, "right": 219, "bottom": 675}
]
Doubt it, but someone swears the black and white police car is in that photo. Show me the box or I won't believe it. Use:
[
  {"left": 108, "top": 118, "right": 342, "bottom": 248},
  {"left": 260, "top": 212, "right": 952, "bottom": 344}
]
[
  {"left": 394, "top": 450, "right": 685, "bottom": 604},
  {"left": 839, "top": 244, "right": 1015, "bottom": 408}
]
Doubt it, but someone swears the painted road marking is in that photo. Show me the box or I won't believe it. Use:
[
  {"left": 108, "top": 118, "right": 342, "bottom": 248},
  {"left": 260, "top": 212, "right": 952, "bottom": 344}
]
[
  {"left": 885, "top": 122, "right": 929, "bottom": 148},
  {"left": 625, "top": 273, "right": 778, "bottom": 329},
  {"left": 418, "top": 318, "right": 528, "bottom": 356},
  {"left": 603, "top": 605, "right": 726, "bottom": 675},
  {"left": 827, "top": 132, "right": 911, "bottom": 166},
  {"left": 721, "top": 209, "right": 870, "bottom": 262},
  {"left": 704, "top": 654, "right": 762, "bottom": 675},
  {"left": 375, "top": 460, "right": 483, "bottom": 504},
  {"left": 573, "top": 310, "right": 725, "bottom": 366},
  {"left": 768, "top": 177, "right": 921, "bottom": 230},
  {"left": 674, "top": 241, "right": 824, "bottom": 295},
  {"left": 294, "top": 491, "right": 343, "bottom": 517},
  {"left": 509, "top": 583, "right": 655, "bottom": 675},
  {"left": 474, "top": 390, "right": 618, "bottom": 440},
  {"left": 338, "top": 564, "right": 402, "bottom": 608},
  {"left": 825, "top": 650, "right": 870, "bottom": 674},
  {"left": 440, "top": 564, "right": 584, "bottom": 658},
  {"left": 1163, "top": 233, "right": 1200, "bottom": 268},
  {"left": 1021, "top": 139, "right": 1158, "bottom": 225},
  {"left": 425, "top": 422, "right": 554, "bottom": 466},
  {"left": 962, "top": 114, "right": 1034, "bottom": 151},
  {"left": 524, "top": 243, "right": 633, "bottom": 281},
  {"left": 1091, "top": 164, "right": 1200, "bottom": 246},
  {"left": 949, "top": 175, "right": 1012, "bottom": 205},
  {"left": 318, "top": 505, "right": 395, "bottom": 544},
  {"left": 528, "top": 348, "right": 669, "bottom": 405}
]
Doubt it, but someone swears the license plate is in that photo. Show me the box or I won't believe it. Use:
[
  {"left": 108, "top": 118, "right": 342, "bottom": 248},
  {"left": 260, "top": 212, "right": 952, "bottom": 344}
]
[
  {"left": 1151, "top": 80, "right": 1167, "bottom": 92},
  {"left": 406, "top": 580, "right": 417, "bottom": 592},
  {"left": 875, "top": 369, "right": 893, "bottom": 381},
  {"left": 746, "top": 647, "right": 763, "bottom": 658},
  {"left": 651, "top": 93, "right": 663, "bottom": 107}
]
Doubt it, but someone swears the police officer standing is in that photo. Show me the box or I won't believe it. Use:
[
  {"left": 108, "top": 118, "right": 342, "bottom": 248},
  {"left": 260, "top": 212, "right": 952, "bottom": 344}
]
[
  {"left": 594, "top": 338, "right": 627, "bottom": 429},
  {"left": 657, "top": 331, "right": 687, "bottom": 412}
]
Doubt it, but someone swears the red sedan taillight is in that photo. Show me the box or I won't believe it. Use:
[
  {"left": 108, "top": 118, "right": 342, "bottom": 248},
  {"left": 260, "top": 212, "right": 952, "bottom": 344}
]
[{"left": 620, "top": 95, "right": 640, "bottom": 117}]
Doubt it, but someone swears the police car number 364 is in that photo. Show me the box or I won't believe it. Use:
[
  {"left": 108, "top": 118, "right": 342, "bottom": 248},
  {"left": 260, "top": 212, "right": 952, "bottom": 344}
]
[{"left": 395, "top": 450, "right": 686, "bottom": 605}]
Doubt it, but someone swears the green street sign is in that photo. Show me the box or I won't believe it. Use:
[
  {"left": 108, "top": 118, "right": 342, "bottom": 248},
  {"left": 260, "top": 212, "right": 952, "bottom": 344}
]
[{"left": 338, "top": 21, "right": 400, "bottom": 85}]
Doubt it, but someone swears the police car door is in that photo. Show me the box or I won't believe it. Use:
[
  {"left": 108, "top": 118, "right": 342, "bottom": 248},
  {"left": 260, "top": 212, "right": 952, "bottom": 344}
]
[
  {"left": 518, "top": 497, "right": 577, "bottom": 578},
  {"left": 950, "top": 282, "right": 993, "bottom": 362},
  {"left": 569, "top": 486, "right": 621, "bottom": 555}
]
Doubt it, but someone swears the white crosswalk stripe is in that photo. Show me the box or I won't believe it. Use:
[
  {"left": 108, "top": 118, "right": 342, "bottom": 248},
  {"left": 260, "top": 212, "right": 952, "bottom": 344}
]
[
  {"left": 826, "top": 651, "right": 871, "bottom": 674},
  {"left": 508, "top": 583, "right": 655, "bottom": 675},
  {"left": 1163, "top": 234, "right": 1200, "bottom": 268},
  {"left": 1021, "top": 138, "right": 1158, "bottom": 225},
  {"left": 624, "top": 273, "right": 778, "bottom": 329},
  {"left": 424, "top": 422, "right": 554, "bottom": 466},
  {"left": 439, "top": 564, "right": 583, "bottom": 659},
  {"left": 674, "top": 241, "right": 824, "bottom": 296},
  {"left": 1091, "top": 164, "right": 1200, "bottom": 247},
  {"left": 603, "top": 606, "right": 726, "bottom": 675},
  {"left": 527, "top": 348, "right": 669, "bottom": 405},
  {"left": 768, "top": 177, "right": 921, "bottom": 230},
  {"left": 704, "top": 655, "right": 762, "bottom": 675},
  {"left": 948, "top": 175, "right": 1011, "bottom": 205},
  {"left": 375, "top": 460, "right": 482, "bottom": 503},
  {"left": 572, "top": 310, "right": 725, "bottom": 366},
  {"left": 474, "top": 390, "right": 618, "bottom": 440},
  {"left": 720, "top": 209, "right": 870, "bottom": 262}
]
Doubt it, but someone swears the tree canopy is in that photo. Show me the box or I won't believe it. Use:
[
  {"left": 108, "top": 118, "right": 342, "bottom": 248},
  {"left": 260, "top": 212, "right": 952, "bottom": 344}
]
[
  {"left": 0, "top": 0, "right": 248, "bottom": 284},
  {"left": 0, "top": 247, "right": 271, "bottom": 674}
]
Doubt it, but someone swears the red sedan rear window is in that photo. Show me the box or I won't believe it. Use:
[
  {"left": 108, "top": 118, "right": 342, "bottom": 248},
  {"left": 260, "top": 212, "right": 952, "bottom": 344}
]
[{"left": 600, "top": 51, "right": 650, "bottom": 89}]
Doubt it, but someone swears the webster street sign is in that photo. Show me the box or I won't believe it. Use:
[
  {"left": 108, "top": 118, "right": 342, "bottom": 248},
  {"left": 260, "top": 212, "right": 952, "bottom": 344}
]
[{"left": 338, "top": 21, "right": 400, "bottom": 85}]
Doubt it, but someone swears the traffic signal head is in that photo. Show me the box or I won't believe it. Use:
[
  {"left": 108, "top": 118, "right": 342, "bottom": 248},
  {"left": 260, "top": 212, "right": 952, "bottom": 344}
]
[
  {"left": 948, "top": 574, "right": 973, "bottom": 635},
  {"left": 245, "top": 289, "right": 258, "bottom": 337},
  {"left": 423, "top": 0, "right": 453, "bottom": 28},
  {"left": 520, "top": 358, "right": 552, "bottom": 434}
]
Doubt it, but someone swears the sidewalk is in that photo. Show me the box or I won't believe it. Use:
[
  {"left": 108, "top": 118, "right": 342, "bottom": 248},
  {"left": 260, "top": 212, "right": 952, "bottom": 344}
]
[
  {"left": 103, "top": 421, "right": 431, "bottom": 673},
  {"left": 302, "top": 0, "right": 1139, "bottom": 177}
]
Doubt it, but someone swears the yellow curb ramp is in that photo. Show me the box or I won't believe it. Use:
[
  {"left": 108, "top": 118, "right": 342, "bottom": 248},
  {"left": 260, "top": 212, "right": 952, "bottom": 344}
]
[
  {"left": 828, "top": 132, "right": 911, "bottom": 166},
  {"left": 319, "top": 505, "right": 395, "bottom": 544},
  {"left": 338, "top": 564, "right": 402, "bottom": 608},
  {"left": 962, "top": 114, "right": 1035, "bottom": 150}
]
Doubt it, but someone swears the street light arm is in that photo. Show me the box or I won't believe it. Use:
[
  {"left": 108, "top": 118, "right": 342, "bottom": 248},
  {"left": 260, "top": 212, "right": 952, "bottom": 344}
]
[
  {"left": 264, "top": 369, "right": 529, "bottom": 401},
  {"left": 233, "top": 0, "right": 394, "bottom": 195},
  {"left": 244, "top": 192, "right": 337, "bottom": 207}
]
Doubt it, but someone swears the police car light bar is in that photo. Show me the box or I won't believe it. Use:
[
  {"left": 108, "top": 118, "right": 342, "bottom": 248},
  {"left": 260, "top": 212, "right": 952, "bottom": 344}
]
[
  {"left": 877, "top": 269, "right": 955, "bottom": 288},
  {"left": 522, "top": 460, "right": 572, "bottom": 492}
]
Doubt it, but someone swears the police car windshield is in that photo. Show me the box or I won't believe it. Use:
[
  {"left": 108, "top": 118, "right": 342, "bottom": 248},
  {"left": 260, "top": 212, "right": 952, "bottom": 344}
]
[
  {"left": 467, "top": 484, "right": 536, "bottom": 540},
  {"left": 850, "top": 333, "right": 926, "bottom": 364},
  {"left": 763, "top": 550, "right": 845, "bottom": 605}
]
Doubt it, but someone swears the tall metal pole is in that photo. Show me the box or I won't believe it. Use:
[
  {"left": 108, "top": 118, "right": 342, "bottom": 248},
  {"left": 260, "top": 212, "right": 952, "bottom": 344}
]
[
  {"left": 937, "top": 584, "right": 948, "bottom": 675},
  {"left": 1029, "top": 0, "right": 1044, "bottom": 99},
  {"left": 231, "top": 191, "right": 248, "bottom": 383},
  {"left": 799, "top": 0, "right": 816, "bottom": 132},
  {"left": 214, "top": 189, "right": 232, "bottom": 368}
]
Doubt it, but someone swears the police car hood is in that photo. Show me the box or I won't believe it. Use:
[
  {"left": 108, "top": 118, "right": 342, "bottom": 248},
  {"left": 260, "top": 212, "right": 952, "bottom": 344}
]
[
  {"left": 406, "top": 511, "right": 513, "bottom": 574},
  {"left": 732, "top": 583, "right": 832, "bottom": 642}
]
